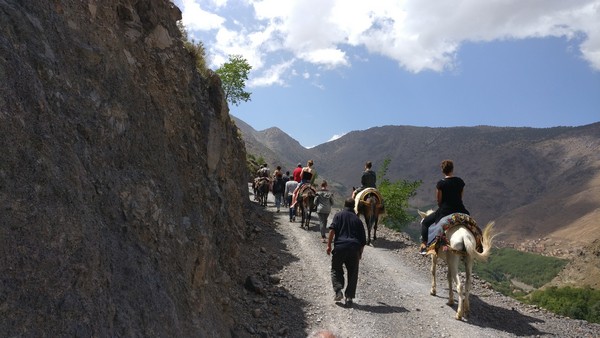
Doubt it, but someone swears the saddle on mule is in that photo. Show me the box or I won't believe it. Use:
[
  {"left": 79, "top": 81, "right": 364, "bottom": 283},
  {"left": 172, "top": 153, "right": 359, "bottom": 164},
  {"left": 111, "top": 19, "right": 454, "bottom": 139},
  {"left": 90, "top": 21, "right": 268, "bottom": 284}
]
[
  {"left": 353, "top": 188, "right": 384, "bottom": 214},
  {"left": 425, "top": 213, "right": 483, "bottom": 255}
]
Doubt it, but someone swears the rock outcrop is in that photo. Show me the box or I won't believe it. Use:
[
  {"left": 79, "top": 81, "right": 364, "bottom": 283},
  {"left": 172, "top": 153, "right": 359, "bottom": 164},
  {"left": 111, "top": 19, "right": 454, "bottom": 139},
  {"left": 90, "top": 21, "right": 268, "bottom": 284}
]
[{"left": 0, "top": 1, "right": 248, "bottom": 336}]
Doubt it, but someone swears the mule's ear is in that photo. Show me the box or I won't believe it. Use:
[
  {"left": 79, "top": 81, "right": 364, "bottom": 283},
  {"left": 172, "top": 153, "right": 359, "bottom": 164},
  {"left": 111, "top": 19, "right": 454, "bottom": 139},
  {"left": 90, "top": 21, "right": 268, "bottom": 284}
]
[{"left": 417, "top": 210, "right": 427, "bottom": 219}]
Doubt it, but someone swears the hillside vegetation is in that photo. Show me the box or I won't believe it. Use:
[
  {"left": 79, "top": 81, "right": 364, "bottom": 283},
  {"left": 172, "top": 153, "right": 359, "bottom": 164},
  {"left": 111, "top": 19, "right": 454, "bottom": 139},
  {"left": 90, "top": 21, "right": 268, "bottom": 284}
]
[
  {"left": 527, "top": 286, "right": 600, "bottom": 324},
  {"left": 474, "top": 248, "right": 568, "bottom": 293}
]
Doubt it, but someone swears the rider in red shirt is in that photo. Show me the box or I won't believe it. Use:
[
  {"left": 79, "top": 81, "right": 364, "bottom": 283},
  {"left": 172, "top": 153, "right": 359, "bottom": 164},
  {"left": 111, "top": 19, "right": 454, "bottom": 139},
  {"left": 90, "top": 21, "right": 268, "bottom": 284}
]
[{"left": 292, "top": 163, "right": 302, "bottom": 183}]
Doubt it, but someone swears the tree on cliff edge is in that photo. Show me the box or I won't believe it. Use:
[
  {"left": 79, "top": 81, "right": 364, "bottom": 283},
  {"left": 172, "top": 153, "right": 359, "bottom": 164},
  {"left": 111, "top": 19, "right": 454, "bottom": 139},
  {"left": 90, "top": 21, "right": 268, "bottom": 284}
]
[{"left": 216, "top": 54, "right": 252, "bottom": 107}]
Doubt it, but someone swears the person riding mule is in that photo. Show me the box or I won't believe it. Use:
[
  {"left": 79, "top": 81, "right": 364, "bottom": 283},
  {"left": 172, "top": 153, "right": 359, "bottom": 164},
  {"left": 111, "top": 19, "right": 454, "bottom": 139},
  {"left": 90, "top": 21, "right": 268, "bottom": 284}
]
[
  {"left": 354, "top": 187, "right": 385, "bottom": 245},
  {"left": 352, "top": 161, "right": 376, "bottom": 199},
  {"left": 297, "top": 184, "right": 317, "bottom": 229},
  {"left": 291, "top": 160, "right": 316, "bottom": 208},
  {"left": 418, "top": 209, "right": 495, "bottom": 321},
  {"left": 253, "top": 177, "right": 270, "bottom": 206},
  {"left": 351, "top": 161, "right": 384, "bottom": 245}
]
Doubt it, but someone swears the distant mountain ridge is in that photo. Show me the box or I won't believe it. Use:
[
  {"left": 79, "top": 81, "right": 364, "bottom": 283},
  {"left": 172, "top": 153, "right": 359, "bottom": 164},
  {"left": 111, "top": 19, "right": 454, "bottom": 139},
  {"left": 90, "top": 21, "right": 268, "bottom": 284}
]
[{"left": 233, "top": 117, "right": 600, "bottom": 251}]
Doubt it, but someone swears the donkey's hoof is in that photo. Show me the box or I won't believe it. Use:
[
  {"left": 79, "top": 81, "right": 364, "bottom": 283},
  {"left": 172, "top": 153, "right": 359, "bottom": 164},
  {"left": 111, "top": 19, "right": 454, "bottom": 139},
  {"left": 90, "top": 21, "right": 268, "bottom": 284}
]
[{"left": 430, "top": 290, "right": 436, "bottom": 296}]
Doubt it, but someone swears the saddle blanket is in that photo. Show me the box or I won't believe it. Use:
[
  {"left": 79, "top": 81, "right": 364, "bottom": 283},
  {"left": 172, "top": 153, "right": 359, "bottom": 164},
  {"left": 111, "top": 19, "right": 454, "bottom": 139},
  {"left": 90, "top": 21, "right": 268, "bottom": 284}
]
[
  {"left": 426, "top": 213, "right": 482, "bottom": 253},
  {"left": 354, "top": 188, "right": 383, "bottom": 214}
]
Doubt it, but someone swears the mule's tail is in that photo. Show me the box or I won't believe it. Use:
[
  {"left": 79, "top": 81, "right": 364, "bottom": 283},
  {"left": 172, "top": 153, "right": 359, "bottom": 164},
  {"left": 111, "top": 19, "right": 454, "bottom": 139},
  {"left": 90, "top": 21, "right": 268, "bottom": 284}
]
[{"left": 466, "top": 221, "right": 495, "bottom": 262}]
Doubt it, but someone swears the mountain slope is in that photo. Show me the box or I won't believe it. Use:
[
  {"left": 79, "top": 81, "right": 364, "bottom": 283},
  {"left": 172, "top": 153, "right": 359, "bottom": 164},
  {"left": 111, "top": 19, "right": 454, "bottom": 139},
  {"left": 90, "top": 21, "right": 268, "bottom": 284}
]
[
  {"left": 238, "top": 121, "right": 600, "bottom": 248},
  {"left": 233, "top": 116, "right": 313, "bottom": 174}
]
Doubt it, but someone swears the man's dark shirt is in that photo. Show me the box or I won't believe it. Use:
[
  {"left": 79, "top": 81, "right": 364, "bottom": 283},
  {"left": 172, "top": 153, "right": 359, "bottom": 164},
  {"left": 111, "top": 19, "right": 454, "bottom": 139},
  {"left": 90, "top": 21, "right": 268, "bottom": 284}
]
[{"left": 328, "top": 207, "right": 366, "bottom": 252}]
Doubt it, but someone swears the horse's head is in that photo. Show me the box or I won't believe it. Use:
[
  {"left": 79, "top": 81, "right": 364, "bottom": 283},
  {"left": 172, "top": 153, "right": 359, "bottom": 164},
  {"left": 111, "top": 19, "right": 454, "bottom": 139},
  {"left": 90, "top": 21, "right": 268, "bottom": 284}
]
[{"left": 418, "top": 209, "right": 434, "bottom": 219}]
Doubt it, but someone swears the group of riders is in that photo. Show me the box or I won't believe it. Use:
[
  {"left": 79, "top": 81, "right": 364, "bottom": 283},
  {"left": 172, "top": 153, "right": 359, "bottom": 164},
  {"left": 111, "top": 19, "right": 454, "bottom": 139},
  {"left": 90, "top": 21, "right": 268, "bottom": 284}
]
[
  {"left": 253, "top": 160, "right": 316, "bottom": 215},
  {"left": 252, "top": 160, "right": 382, "bottom": 225},
  {"left": 253, "top": 159, "right": 483, "bottom": 255}
]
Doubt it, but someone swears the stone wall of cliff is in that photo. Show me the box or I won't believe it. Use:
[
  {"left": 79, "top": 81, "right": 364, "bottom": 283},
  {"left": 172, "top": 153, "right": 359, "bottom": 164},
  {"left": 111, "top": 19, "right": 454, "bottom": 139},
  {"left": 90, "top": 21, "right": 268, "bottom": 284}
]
[{"left": 0, "top": 1, "right": 249, "bottom": 336}]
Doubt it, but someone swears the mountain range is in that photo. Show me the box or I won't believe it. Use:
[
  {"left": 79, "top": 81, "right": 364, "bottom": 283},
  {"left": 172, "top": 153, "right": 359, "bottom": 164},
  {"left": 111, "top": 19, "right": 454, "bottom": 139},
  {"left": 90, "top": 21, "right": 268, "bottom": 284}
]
[{"left": 234, "top": 117, "right": 600, "bottom": 249}]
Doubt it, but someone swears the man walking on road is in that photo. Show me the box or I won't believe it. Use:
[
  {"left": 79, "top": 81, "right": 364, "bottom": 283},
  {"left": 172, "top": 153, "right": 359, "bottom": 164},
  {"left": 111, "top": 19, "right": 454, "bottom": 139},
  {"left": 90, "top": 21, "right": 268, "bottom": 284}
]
[{"left": 326, "top": 197, "right": 366, "bottom": 307}]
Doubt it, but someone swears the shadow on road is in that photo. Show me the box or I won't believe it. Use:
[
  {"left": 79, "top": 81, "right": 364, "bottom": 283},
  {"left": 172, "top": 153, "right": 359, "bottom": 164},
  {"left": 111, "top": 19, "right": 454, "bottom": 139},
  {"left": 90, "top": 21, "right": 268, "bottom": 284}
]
[
  {"left": 347, "top": 301, "right": 409, "bottom": 314},
  {"left": 466, "top": 295, "right": 549, "bottom": 336},
  {"left": 369, "top": 237, "right": 410, "bottom": 251}
]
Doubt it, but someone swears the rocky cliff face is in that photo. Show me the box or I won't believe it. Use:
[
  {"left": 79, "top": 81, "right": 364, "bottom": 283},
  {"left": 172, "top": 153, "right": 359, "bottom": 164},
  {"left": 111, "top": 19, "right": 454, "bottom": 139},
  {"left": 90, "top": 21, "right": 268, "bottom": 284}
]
[{"left": 0, "top": 1, "right": 249, "bottom": 336}]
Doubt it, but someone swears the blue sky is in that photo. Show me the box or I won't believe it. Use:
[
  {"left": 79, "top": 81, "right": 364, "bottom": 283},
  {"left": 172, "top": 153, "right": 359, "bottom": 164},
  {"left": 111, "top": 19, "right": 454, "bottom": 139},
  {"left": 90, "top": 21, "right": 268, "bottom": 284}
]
[{"left": 174, "top": 0, "right": 600, "bottom": 148}]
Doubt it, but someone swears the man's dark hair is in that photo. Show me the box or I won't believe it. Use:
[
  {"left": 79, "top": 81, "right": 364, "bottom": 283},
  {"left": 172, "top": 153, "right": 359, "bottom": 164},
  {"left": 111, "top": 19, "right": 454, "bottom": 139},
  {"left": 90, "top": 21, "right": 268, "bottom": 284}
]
[
  {"left": 344, "top": 197, "right": 355, "bottom": 209},
  {"left": 365, "top": 161, "right": 372, "bottom": 169}
]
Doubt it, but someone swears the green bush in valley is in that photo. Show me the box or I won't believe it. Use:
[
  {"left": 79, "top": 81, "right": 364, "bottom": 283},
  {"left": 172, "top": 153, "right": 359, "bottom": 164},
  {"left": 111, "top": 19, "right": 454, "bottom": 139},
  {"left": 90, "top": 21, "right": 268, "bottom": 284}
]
[
  {"left": 473, "top": 247, "right": 568, "bottom": 289},
  {"left": 471, "top": 247, "right": 600, "bottom": 323},
  {"left": 527, "top": 286, "right": 600, "bottom": 324}
]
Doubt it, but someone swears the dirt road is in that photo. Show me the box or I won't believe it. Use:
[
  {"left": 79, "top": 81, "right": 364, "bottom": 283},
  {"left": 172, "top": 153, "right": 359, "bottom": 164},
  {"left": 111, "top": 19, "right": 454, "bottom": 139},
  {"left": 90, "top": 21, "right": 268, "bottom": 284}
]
[{"left": 233, "top": 188, "right": 599, "bottom": 337}]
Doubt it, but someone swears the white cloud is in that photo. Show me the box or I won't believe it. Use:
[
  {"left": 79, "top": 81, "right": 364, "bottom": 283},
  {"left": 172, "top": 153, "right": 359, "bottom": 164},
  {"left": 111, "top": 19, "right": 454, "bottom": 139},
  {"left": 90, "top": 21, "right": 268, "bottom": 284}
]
[
  {"left": 249, "top": 60, "right": 295, "bottom": 87},
  {"left": 176, "top": 0, "right": 600, "bottom": 83},
  {"left": 209, "top": 0, "right": 228, "bottom": 8},
  {"left": 298, "top": 48, "right": 349, "bottom": 68},
  {"left": 179, "top": 0, "right": 224, "bottom": 31}
]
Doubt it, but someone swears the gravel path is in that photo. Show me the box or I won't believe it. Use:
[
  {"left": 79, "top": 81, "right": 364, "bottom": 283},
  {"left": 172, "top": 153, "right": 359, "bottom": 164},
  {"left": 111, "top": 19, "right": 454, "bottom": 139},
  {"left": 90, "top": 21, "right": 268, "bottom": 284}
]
[{"left": 232, "top": 189, "right": 600, "bottom": 337}]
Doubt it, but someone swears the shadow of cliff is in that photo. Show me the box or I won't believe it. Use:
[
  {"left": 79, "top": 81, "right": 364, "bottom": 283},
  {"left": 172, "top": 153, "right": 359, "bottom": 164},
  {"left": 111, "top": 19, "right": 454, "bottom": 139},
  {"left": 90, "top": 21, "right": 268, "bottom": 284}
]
[{"left": 236, "top": 193, "right": 310, "bottom": 338}]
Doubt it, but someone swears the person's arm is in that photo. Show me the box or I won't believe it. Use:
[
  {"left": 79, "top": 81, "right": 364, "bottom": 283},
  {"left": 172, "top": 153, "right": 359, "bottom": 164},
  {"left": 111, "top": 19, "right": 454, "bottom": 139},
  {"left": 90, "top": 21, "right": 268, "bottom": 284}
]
[
  {"left": 436, "top": 188, "right": 442, "bottom": 206},
  {"left": 326, "top": 229, "right": 335, "bottom": 255}
]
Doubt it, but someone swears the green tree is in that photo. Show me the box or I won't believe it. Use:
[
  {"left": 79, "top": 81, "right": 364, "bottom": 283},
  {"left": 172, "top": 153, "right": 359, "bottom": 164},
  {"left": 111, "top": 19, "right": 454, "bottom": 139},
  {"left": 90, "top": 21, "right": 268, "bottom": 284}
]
[
  {"left": 216, "top": 54, "right": 252, "bottom": 106},
  {"left": 377, "top": 158, "right": 422, "bottom": 230}
]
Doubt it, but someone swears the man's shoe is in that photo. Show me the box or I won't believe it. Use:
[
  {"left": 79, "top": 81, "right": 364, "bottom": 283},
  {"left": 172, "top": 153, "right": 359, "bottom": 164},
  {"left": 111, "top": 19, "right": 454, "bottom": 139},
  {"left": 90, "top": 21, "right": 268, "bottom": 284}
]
[
  {"left": 345, "top": 298, "right": 353, "bottom": 307},
  {"left": 334, "top": 291, "right": 343, "bottom": 302}
]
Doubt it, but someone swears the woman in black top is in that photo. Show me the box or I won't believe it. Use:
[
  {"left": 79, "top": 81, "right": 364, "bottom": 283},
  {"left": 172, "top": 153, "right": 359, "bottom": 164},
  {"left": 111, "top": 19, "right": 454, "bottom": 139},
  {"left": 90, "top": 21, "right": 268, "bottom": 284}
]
[{"left": 420, "top": 159, "right": 469, "bottom": 253}]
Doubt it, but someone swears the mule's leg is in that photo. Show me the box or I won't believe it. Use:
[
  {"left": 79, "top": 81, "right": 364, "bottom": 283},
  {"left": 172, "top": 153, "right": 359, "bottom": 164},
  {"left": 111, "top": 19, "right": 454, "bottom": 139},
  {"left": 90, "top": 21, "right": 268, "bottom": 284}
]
[
  {"left": 304, "top": 209, "right": 309, "bottom": 229},
  {"left": 303, "top": 208, "right": 308, "bottom": 229},
  {"left": 446, "top": 254, "right": 458, "bottom": 307},
  {"left": 463, "top": 257, "right": 474, "bottom": 317},
  {"left": 366, "top": 217, "right": 372, "bottom": 245},
  {"left": 373, "top": 218, "right": 378, "bottom": 242},
  {"left": 455, "top": 263, "right": 466, "bottom": 321},
  {"left": 430, "top": 254, "right": 438, "bottom": 296},
  {"left": 372, "top": 204, "right": 378, "bottom": 242}
]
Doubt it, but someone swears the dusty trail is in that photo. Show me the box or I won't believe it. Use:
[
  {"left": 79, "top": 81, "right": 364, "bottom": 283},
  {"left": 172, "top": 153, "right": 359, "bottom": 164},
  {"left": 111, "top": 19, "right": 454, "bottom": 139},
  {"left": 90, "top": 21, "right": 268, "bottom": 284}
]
[
  {"left": 241, "top": 186, "right": 599, "bottom": 337},
  {"left": 272, "top": 205, "right": 510, "bottom": 337}
]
